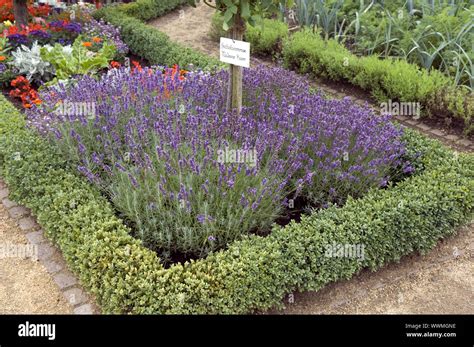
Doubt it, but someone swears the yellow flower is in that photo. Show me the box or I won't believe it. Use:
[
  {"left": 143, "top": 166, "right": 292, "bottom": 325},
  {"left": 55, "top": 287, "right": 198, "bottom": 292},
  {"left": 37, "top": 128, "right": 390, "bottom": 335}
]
[{"left": 3, "top": 20, "right": 13, "bottom": 27}]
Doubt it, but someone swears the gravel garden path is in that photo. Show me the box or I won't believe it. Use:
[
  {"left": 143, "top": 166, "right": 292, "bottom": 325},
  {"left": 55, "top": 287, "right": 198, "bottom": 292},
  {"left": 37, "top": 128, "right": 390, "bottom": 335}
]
[
  {"left": 0, "top": 185, "right": 72, "bottom": 314},
  {"left": 0, "top": 179, "right": 97, "bottom": 314},
  {"left": 150, "top": 3, "right": 474, "bottom": 314}
]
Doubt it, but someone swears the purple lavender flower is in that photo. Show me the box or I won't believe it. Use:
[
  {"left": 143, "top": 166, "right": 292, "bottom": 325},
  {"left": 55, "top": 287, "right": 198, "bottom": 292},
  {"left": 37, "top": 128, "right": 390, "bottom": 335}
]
[
  {"left": 64, "top": 22, "right": 82, "bottom": 34},
  {"left": 7, "top": 34, "right": 29, "bottom": 46},
  {"left": 403, "top": 165, "right": 414, "bottom": 174},
  {"left": 29, "top": 30, "right": 52, "bottom": 40}
]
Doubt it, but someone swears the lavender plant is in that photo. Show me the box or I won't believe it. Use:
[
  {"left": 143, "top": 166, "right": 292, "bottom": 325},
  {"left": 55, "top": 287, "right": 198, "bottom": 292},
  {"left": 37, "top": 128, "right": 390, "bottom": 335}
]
[{"left": 27, "top": 65, "right": 407, "bottom": 258}]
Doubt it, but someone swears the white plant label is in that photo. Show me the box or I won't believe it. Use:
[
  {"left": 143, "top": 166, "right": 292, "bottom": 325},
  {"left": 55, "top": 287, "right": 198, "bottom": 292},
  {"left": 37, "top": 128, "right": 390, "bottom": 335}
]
[{"left": 220, "top": 38, "right": 250, "bottom": 68}]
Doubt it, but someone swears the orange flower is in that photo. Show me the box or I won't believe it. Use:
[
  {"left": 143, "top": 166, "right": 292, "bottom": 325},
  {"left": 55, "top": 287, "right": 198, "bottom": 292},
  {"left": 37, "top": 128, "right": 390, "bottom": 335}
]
[
  {"left": 92, "top": 37, "right": 101, "bottom": 43},
  {"left": 0, "top": 56, "right": 6, "bottom": 61},
  {"left": 132, "top": 60, "right": 143, "bottom": 72},
  {"left": 82, "top": 41, "right": 92, "bottom": 47},
  {"left": 110, "top": 61, "right": 121, "bottom": 69}
]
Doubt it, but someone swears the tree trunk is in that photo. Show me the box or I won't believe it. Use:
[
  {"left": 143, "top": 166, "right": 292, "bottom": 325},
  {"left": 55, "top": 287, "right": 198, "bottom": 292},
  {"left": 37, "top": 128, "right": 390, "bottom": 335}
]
[
  {"left": 13, "top": 0, "right": 28, "bottom": 27},
  {"left": 228, "top": 15, "right": 245, "bottom": 115}
]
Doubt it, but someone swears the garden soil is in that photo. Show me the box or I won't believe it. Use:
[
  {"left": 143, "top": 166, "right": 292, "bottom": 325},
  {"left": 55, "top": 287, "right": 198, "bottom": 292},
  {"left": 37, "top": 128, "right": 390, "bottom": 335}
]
[{"left": 150, "top": 3, "right": 474, "bottom": 314}]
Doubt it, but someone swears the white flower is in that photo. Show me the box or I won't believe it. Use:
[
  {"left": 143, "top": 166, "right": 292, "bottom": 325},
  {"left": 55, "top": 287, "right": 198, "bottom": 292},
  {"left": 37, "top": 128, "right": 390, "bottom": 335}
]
[{"left": 62, "top": 45, "right": 73, "bottom": 55}]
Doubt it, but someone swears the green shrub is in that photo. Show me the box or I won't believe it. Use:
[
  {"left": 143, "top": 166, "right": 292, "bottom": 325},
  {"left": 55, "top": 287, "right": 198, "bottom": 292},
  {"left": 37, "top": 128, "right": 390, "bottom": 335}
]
[
  {"left": 350, "top": 55, "right": 390, "bottom": 100},
  {"left": 211, "top": 14, "right": 288, "bottom": 57},
  {"left": 425, "top": 87, "right": 474, "bottom": 133},
  {"left": 245, "top": 19, "right": 288, "bottom": 57},
  {"left": 353, "top": 55, "right": 451, "bottom": 103},
  {"left": 1, "top": 94, "right": 472, "bottom": 313},
  {"left": 120, "top": 0, "right": 189, "bottom": 22},
  {"left": 282, "top": 29, "right": 359, "bottom": 81}
]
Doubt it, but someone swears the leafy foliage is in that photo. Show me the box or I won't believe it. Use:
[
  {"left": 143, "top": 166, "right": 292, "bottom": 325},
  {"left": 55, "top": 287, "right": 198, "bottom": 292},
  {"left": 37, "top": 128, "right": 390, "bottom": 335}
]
[
  {"left": 40, "top": 36, "right": 116, "bottom": 83},
  {"left": 195, "top": 0, "right": 291, "bottom": 31},
  {"left": 9, "top": 41, "right": 54, "bottom": 83},
  {"left": 286, "top": 0, "right": 473, "bottom": 90}
]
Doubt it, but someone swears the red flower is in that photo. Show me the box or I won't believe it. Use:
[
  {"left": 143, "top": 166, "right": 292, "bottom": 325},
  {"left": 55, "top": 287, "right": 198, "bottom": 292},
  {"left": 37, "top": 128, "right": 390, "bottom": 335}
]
[
  {"left": 131, "top": 60, "right": 143, "bottom": 72},
  {"left": 9, "top": 76, "right": 41, "bottom": 108},
  {"left": 110, "top": 61, "right": 121, "bottom": 69}
]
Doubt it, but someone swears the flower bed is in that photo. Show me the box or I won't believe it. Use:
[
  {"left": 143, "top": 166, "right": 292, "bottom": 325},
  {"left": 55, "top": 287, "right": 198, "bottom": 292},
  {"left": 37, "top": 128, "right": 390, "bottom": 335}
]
[
  {"left": 27, "top": 65, "right": 411, "bottom": 259},
  {"left": 0, "top": 4, "right": 129, "bottom": 107},
  {"left": 0, "top": 92, "right": 472, "bottom": 313}
]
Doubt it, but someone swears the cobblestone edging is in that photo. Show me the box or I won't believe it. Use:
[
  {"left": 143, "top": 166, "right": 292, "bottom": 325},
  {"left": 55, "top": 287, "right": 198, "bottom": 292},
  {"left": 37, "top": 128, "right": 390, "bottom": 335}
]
[{"left": 0, "top": 179, "right": 99, "bottom": 314}]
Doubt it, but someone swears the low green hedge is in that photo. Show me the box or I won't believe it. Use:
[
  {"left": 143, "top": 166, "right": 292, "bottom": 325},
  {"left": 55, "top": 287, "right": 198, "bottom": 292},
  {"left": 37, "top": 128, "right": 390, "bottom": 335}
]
[
  {"left": 119, "top": 0, "right": 188, "bottom": 22},
  {"left": 93, "top": 2, "right": 224, "bottom": 70},
  {"left": 210, "top": 14, "right": 288, "bottom": 57},
  {"left": 282, "top": 30, "right": 473, "bottom": 134},
  {"left": 0, "top": 95, "right": 472, "bottom": 313}
]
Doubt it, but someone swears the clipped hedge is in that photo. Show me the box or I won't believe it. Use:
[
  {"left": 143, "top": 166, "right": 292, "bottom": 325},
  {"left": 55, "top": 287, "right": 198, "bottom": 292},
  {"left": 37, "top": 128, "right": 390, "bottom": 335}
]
[
  {"left": 210, "top": 14, "right": 288, "bottom": 57},
  {"left": 282, "top": 30, "right": 473, "bottom": 134},
  {"left": 119, "top": 0, "right": 189, "bottom": 22},
  {"left": 0, "top": 95, "right": 472, "bottom": 313},
  {"left": 93, "top": 2, "right": 224, "bottom": 70}
]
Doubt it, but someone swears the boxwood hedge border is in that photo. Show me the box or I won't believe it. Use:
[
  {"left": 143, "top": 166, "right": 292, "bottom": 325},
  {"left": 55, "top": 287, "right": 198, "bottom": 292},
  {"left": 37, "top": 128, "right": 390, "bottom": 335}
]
[{"left": 0, "top": 91, "right": 472, "bottom": 313}]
